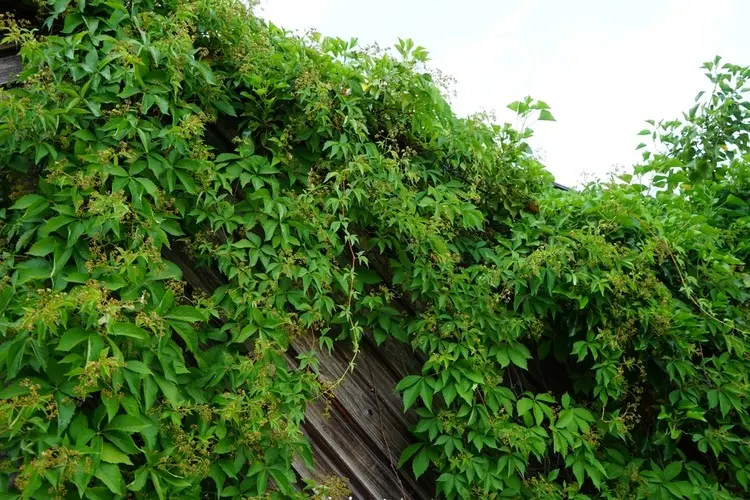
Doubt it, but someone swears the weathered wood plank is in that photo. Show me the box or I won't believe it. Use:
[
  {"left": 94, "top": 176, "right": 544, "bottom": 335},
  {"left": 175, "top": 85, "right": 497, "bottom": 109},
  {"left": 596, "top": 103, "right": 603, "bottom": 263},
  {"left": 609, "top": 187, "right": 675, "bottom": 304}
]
[
  {"left": 288, "top": 336, "right": 434, "bottom": 499},
  {"left": 0, "top": 51, "right": 22, "bottom": 86}
]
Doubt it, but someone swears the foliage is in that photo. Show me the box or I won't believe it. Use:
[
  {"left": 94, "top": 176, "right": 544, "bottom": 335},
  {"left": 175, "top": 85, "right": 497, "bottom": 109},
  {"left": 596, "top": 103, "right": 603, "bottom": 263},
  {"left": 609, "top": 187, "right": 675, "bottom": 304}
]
[{"left": 0, "top": 1, "right": 748, "bottom": 499}]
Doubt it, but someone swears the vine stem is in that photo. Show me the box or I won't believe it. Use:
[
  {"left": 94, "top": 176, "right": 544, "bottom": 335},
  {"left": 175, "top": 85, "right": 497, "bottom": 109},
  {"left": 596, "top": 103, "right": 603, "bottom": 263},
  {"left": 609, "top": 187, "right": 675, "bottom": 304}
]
[
  {"left": 324, "top": 175, "right": 361, "bottom": 395},
  {"left": 325, "top": 238, "right": 360, "bottom": 393}
]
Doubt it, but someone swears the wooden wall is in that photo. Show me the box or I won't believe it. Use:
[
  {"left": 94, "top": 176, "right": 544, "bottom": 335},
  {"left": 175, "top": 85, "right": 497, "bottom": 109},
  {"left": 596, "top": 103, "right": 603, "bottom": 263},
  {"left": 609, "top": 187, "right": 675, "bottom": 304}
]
[{"left": 0, "top": 46, "right": 22, "bottom": 86}]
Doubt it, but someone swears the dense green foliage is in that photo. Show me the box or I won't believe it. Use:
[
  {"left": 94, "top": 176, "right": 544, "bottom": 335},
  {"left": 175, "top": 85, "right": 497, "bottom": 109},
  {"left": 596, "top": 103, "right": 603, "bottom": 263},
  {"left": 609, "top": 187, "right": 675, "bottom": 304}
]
[{"left": 0, "top": 0, "right": 748, "bottom": 498}]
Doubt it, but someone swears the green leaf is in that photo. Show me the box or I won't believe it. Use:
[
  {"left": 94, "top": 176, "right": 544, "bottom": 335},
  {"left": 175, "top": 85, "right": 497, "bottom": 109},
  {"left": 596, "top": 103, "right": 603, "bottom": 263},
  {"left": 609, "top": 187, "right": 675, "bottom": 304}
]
[
  {"left": 586, "top": 463, "right": 602, "bottom": 488},
  {"left": 129, "top": 467, "right": 149, "bottom": 492},
  {"left": 11, "top": 194, "right": 46, "bottom": 210},
  {"left": 126, "top": 360, "right": 152, "bottom": 375},
  {"left": 412, "top": 447, "right": 430, "bottom": 479},
  {"left": 533, "top": 405, "right": 544, "bottom": 425},
  {"left": 62, "top": 12, "right": 84, "bottom": 33},
  {"left": 106, "top": 415, "right": 153, "bottom": 433},
  {"left": 143, "top": 376, "right": 158, "bottom": 411},
  {"left": 153, "top": 374, "right": 181, "bottom": 404},
  {"left": 403, "top": 384, "right": 420, "bottom": 411},
  {"left": 83, "top": 49, "right": 99, "bottom": 73},
  {"left": 57, "top": 328, "right": 90, "bottom": 351},
  {"left": 102, "top": 392, "right": 119, "bottom": 422},
  {"left": 556, "top": 410, "right": 575, "bottom": 429},
  {"left": 165, "top": 306, "right": 205, "bottom": 323},
  {"left": 101, "top": 442, "right": 133, "bottom": 465},
  {"left": 27, "top": 237, "right": 59, "bottom": 257},
  {"left": 419, "top": 381, "right": 434, "bottom": 410},
  {"left": 215, "top": 100, "right": 237, "bottom": 116},
  {"left": 508, "top": 346, "right": 529, "bottom": 370},
  {"left": 685, "top": 410, "right": 706, "bottom": 422},
  {"left": 268, "top": 466, "right": 291, "bottom": 495},
  {"left": 160, "top": 219, "right": 184, "bottom": 236},
  {"left": 517, "top": 398, "right": 533, "bottom": 417},
  {"left": 168, "top": 320, "right": 199, "bottom": 355},
  {"left": 663, "top": 461, "right": 683, "bottom": 481},
  {"left": 94, "top": 463, "right": 124, "bottom": 495},
  {"left": 725, "top": 194, "right": 747, "bottom": 207},
  {"left": 0, "top": 287, "right": 12, "bottom": 315},
  {"left": 572, "top": 460, "right": 585, "bottom": 486},
  {"left": 56, "top": 393, "right": 76, "bottom": 433},
  {"left": 261, "top": 219, "right": 278, "bottom": 241},
  {"left": 396, "top": 375, "right": 422, "bottom": 391},
  {"left": 154, "top": 95, "right": 170, "bottom": 115},
  {"left": 507, "top": 101, "right": 526, "bottom": 113},
  {"left": 151, "top": 471, "right": 166, "bottom": 500},
  {"left": 110, "top": 322, "right": 150, "bottom": 341},
  {"left": 40, "top": 215, "right": 75, "bottom": 237},
  {"left": 538, "top": 109, "right": 556, "bottom": 121},
  {"left": 253, "top": 467, "right": 269, "bottom": 495},
  {"left": 398, "top": 443, "right": 422, "bottom": 467},
  {"left": 175, "top": 169, "right": 196, "bottom": 194},
  {"left": 195, "top": 61, "right": 217, "bottom": 85},
  {"left": 136, "top": 177, "right": 159, "bottom": 199}
]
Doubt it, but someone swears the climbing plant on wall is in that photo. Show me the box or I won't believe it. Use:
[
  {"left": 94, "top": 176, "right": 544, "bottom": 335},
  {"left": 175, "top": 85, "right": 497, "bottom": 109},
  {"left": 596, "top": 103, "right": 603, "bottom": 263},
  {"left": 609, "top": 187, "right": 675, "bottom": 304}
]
[{"left": 0, "top": 0, "right": 747, "bottom": 498}]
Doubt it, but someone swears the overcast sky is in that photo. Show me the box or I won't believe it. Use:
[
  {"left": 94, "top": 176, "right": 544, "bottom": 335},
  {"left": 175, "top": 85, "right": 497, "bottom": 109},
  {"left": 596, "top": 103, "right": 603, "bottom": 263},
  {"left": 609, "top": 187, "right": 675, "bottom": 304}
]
[{"left": 256, "top": 0, "right": 750, "bottom": 186}]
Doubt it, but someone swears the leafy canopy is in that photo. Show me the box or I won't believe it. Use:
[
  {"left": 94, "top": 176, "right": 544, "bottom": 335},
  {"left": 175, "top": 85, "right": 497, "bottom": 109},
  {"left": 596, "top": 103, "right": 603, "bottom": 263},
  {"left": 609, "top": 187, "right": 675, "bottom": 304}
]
[{"left": 0, "top": 0, "right": 748, "bottom": 499}]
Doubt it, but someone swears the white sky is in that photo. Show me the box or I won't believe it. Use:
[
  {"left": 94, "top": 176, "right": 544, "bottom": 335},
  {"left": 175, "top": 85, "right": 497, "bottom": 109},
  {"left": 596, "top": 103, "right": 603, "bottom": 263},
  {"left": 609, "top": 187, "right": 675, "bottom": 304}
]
[{"left": 256, "top": 0, "right": 750, "bottom": 186}]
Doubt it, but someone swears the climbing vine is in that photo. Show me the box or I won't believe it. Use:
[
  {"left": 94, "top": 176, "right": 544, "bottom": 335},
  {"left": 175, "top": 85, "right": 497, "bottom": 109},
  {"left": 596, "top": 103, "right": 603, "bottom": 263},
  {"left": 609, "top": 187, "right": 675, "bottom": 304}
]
[{"left": 0, "top": 1, "right": 748, "bottom": 499}]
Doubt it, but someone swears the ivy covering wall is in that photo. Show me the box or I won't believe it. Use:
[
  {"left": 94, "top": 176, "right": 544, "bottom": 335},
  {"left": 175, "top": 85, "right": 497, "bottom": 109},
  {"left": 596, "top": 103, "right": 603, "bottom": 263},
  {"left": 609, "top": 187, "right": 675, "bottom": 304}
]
[{"left": 0, "top": 0, "right": 748, "bottom": 498}]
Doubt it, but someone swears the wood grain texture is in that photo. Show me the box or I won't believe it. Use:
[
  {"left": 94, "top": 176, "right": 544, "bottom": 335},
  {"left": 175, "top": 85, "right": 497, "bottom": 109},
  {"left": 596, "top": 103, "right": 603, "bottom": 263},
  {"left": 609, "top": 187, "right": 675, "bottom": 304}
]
[
  {"left": 0, "top": 51, "right": 22, "bottom": 86},
  {"left": 288, "top": 336, "right": 435, "bottom": 499}
]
